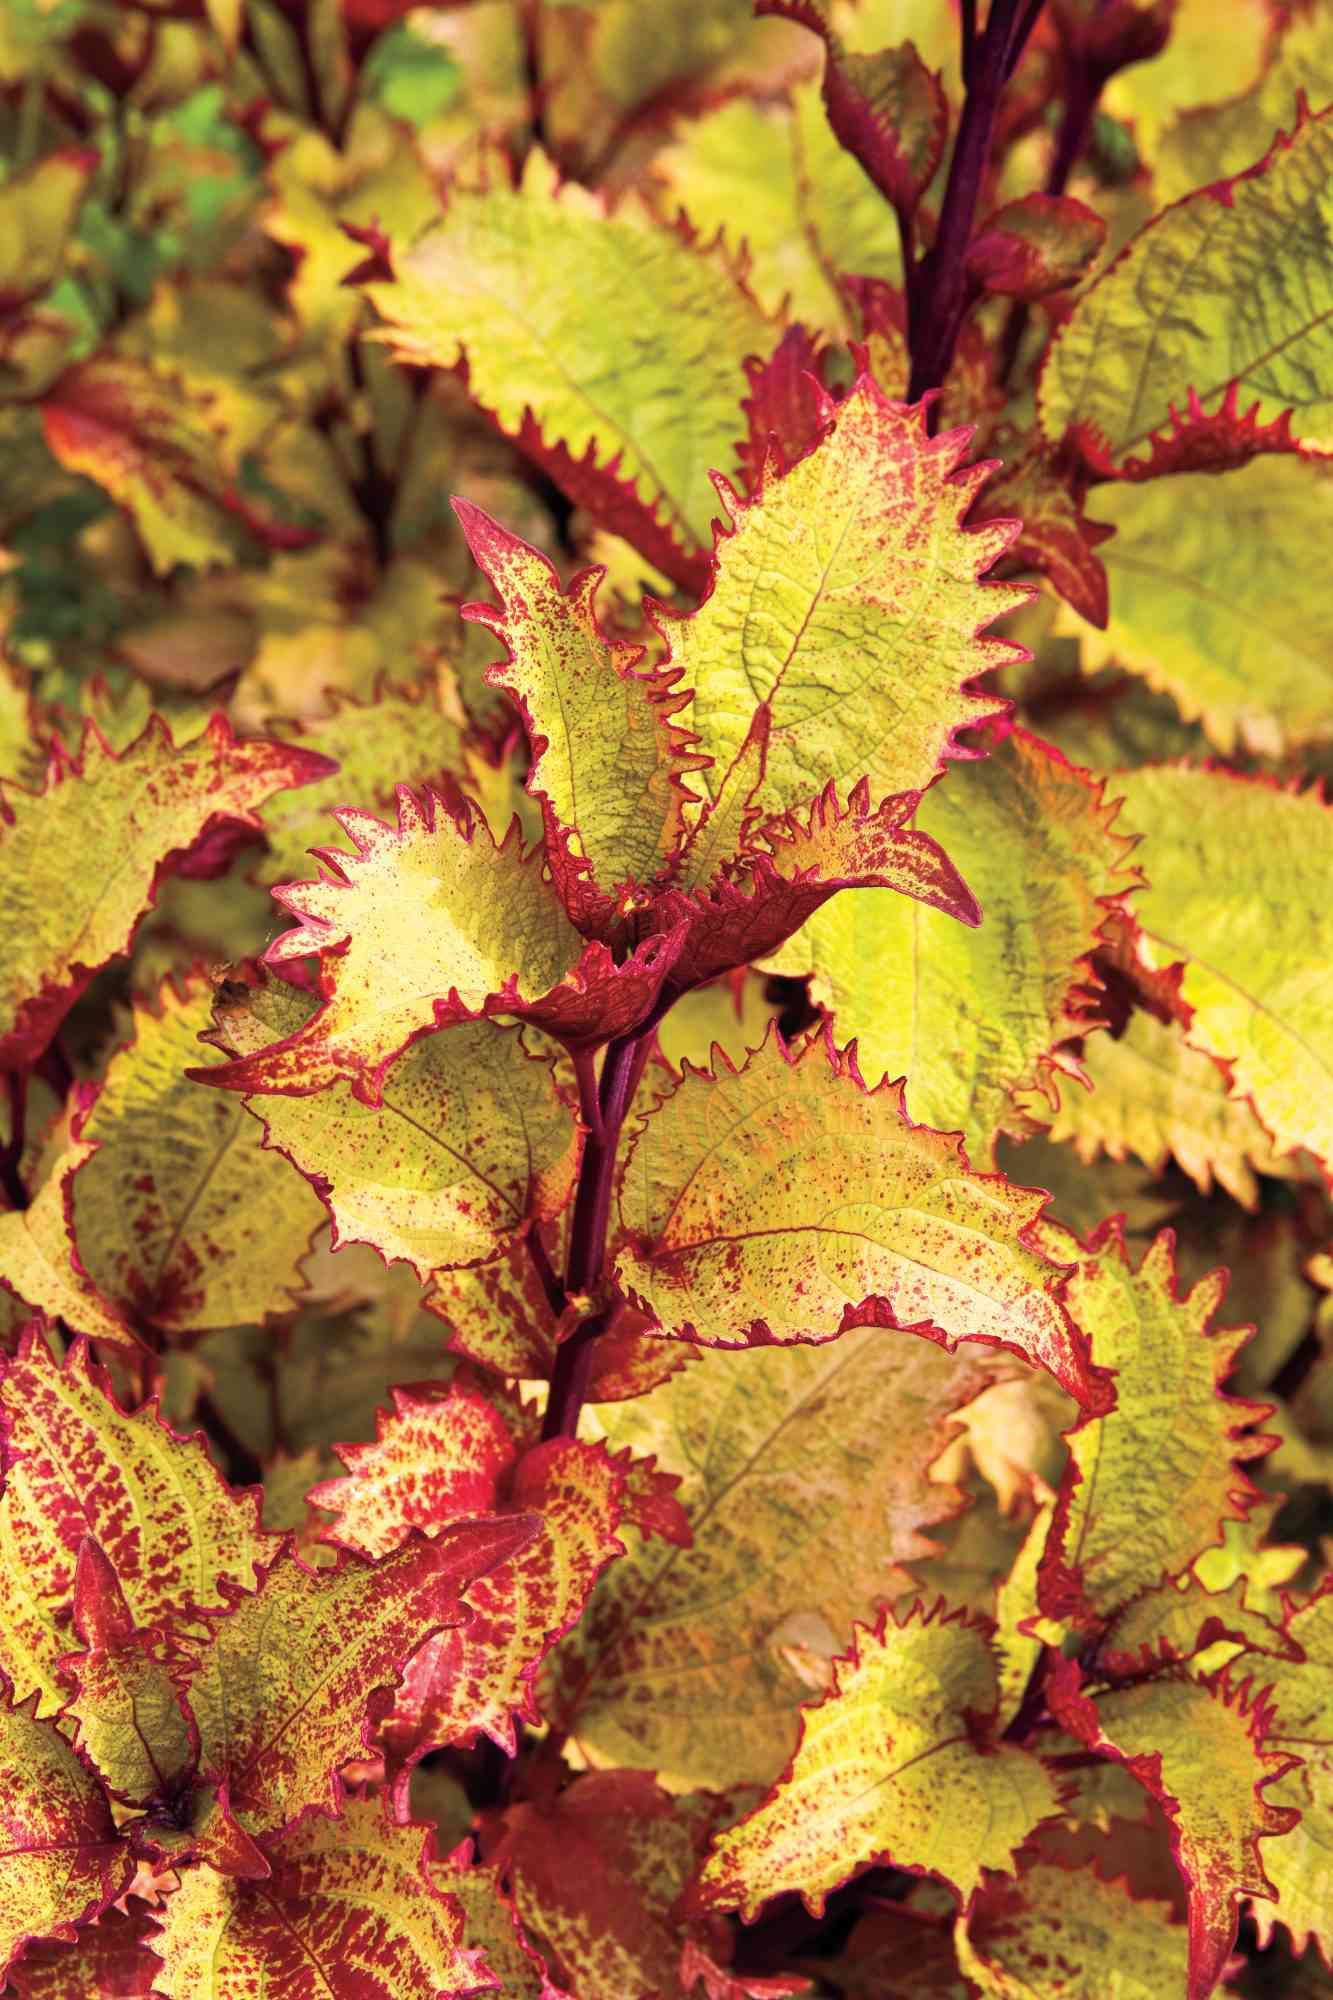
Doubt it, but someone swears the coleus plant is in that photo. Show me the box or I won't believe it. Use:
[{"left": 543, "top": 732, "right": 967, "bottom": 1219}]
[{"left": 0, "top": 0, "right": 1332, "bottom": 1996}]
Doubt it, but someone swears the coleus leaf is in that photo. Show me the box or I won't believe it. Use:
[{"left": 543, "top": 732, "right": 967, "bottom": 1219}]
[
  {"left": 0, "top": 712, "right": 333, "bottom": 1070},
  {"left": 0, "top": 148, "right": 98, "bottom": 315},
  {"left": 966, "top": 194, "right": 1107, "bottom": 301},
  {"left": 0, "top": 1131, "right": 139, "bottom": 1349},
  {"left": 428, "top": 1853, "right": 568, "bottom": 2000},
  {"left": 148, "top": 1795, "right": 490, "bottom": 1999},
  {"left": 549, "top": 1329, "right": 997, "bottom": 1788},
  {"left": 1250, "top": 1581, "right": 1333, "bottom": 1962},
  {"left": 73, "top": 975, "right": 326, "bottom": 1331},
  {"left": 798, "top": 1905, "right": 971, "bottom": 2000},
  {"left": 177, "top": 1514, "right": 536, "bottom": 1840},
  {"left": 1070, "top": 459, "right": 1333, "bottom": 755},
  {"left": 1114, "top": 768, "right": 1333, "bottom": 1173},
  {"left": 693, "top": 1600, "right": 1064, "bottom": 1917},
  {"left": 195, "top": 791, "right": 684, "bottom": 1098},
  {"left": 1153, "top": 3, "right": 1333, "bottom": 205},
  {"left": 1037, "top": 1224, "right": 1272, "bottom": 1629},
  {"left": 615, "top": 1029, "right": 1103, "bottom": 1413},
  {"left": 971, "top": 445, "right": 1112, "bottom": 627},
  {"left": 1040, "top": 104, "right": 1333, "bottom": 467},
  {"left": 205, "top": 972, "right": 580, "bottom": 1281},
  {"left": 0, "top": 1329, "right": 276, "bottom": 1714},
  {"left": 955, "top": 1860, "right": 1191, "bottom": 1998},
  {"left": 364, "top": 167, "right": 768, "bottom": 589},
  {"left": 6, "top": 1907, "right": 160, "bottom": 1999},
  {"left": 768, "top": 727, "right": 1139, "bottom": 1160},
  {"left": 1099, "top": 1571, "right": 1300, "bottom": 1681},
  {"left": 675, "top": 371, "right": 1029, "bottom": 825},
  {"left": 1050, "top": 1660, "right": 1299, "bottom": 2000},
  {"left": 0, "top": 1688, "right": 130, "bottom": 1985}
]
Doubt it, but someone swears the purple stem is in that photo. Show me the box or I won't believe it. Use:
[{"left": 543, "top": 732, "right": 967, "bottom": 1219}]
[{"left": 998, "top": 49, "right": 1102, "bottom": 383}]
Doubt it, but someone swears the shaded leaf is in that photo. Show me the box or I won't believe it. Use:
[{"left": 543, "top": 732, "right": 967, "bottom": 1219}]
[
  {"left": 956, "top": 1860, "right": 1190, "bottom": 1998},
  {"left": 1252, "top": 1583, "right": 1333, "bottom": 1962},
  {"left": 0, "top": 148, "right": 98, "bottom": 315},
  {"left": 428, "top": 1854, "right": 566, "bottom": 2000},
  {"left": 0, "top": 1133, "right": 139, "bottom": 1349},
  {"left": 6, "top": 1906, "right": 160, "bottom": 1998}
]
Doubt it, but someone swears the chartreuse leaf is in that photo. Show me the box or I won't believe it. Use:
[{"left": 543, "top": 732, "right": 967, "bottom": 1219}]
[
  {"left": 769, "top": 730, "right": 1137, "bottom": 1158},
  {"left": 208, "top": 974, "right": 580, "bottom": 1281},
  {"left": 1113, "top": 768, "right": 1333, "bottom": 1173},
  {"left": 198, "top": 792, "right": 681, "bottom": 1101},
  {"left": 1051, "top": 1663, "right": 1298, "bottom": 2000},
  {"left": 365, "top": 165, "right": 767, "bottom": 575},
  {"left": 1066, "top": 460, "right": 1333, "bottom": 755},
  {"left": 550, "top": 1329, "right": 997, "bottom": 1788},
  {"left": 0, "top": 1130, "right": 139, "bottom": 1348},
  {"left": 616, "top": 1031, "right": 1101, "bottom": 1411},
  {"left": 1040, "top": 106, "right": 1333, "bottom": 466},
  {"left": 456, "top": 501, "right": 702, "bottom": 925},
  {"left": 1253, "top": 1583, "right": 1333, "bottom": 1961},
  {"left": 73, "top": 976, "right": 325, "bottom": 1331},
  {"left": 694, "top": 1602, "right": 1063, "bottom": 1917},
  {"left": 0, "top": 713, "right": 331, "bottom": 1069},
  {"left": 178, "top": 1515, "right": 535, "bottom": 1839},
  {"left": 149, "top": 1796, "right": 485, "bottom": 2000},
  {"left": 1100, "top": 1570, "right": 1298, "bottom": 1680},
  {"left": 0, "top": 1691, "right": 129, "bottom": 1984},
  {"left": 675, "top": 371, "right": 1027, "bottom": 823},
  {"left": 1038, "top": 1224, "right": 1270, "bottom": 1628},
  {"left": 956, "top": 1861, "right": 1190, "bottom": 1998},
  {"left": 1034, "top": 1007, "right": 1286, "bottom": 1209},
  {"left": 0, "top": 1330, "right": 275, "bottom": 1715},
  {"left": 1155, "top": 4, "right": 1333, "bottom": 204},
  {"left": 0, "top": 148, "right": 98, "bottom": 313}
]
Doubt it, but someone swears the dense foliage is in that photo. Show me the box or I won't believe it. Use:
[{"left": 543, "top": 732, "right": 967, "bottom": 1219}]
[{"left": 0, "top": 0, "right": 1331, "bottom": 1993}]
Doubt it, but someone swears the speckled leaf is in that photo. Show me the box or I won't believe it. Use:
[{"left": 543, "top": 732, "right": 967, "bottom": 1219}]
[
  {"left": 74, "top": 976, "right": 325, "bottom": 1331},
  {"left": 675, "top": 372, "right": 1028, "bottom": 823},
  {"left": 0, "top": 1329, "right": 275, "bottom": 1715},
  {"left": 149, "top": 1796, "right": 488, "bottom": 1999},
  {"left": 1040, "top": 106, "right": 1333, "bottom": 465},
  {"left": 1100, "top": 1572, "right": 1299, "bottom": 1681},
  {"left": 694, "top": 1601, "right": 1063, "bottom": 1917},
  {"left": 1051, "top": 1662, "right": 1298, "bottom": 2000},
  {"left": 1252, "top": 1583, "right": 1333, "bottom": 1962},
  {"left": 956, "top": 1861, "right": 1190, "bottom": 1998},
  {"left": 0, "top": 713, "right": 332, "bottom": 1070},
  {"left": 0, "top": 1691, "right": 129, "bottom": 1984},
  {"left": 178, "top": 1515, "right": 536, "bottom": 1838},
  {"left": 769, "top": 729, "right": 1138, "bottom": 1159},
  {"left": 616, "top": 1030, "right": 1100, "bottom": 1411},
  {"left": 0, "top": 1133, "right": 139, "bottom": 1349},
  {"left": 1038, "top": 1224, "right": 1271, "bottom": 1629},
  {"left": 1113, "top": 768, "right": 1333, "bottom": 1173},
  {"left": 548, "top": 1329, "right": 996, "bottom": 1788},
  {"left": 429, "top": 1855, "right": 565, "bottom": 2000},
  {"left": 6, "top": 1907, "right": 160, "bottom": 1998},
  {"left": 311, "top": 1384, "right": 516, "bottom": 1561}
]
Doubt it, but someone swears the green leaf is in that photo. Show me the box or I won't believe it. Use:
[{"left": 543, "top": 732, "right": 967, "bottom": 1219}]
[
  {"left": 956, "top": 1860, "right": 1190, "bottom": 1998},
  {"left": 1153, "top": 4, "right": 1333, "bottom": 204},
  {"left": 1253, "top": 1583, "right": 1333, "bottom": 1963},
  {"left": 694, "top": 1601, "right": 1063, "bottom": 1916},
  {"left": 0, "top": 1127, "right": 139, "bottom": 1349}
]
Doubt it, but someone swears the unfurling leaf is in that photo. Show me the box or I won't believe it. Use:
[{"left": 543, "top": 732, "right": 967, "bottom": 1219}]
[
  {"left": 616, "top": 1030, "right": 1102, "bottom": 1411},
  {"left": 966, "top": 194, "right": 1106, "bottom": 300},
  {"left": 0, "top": 714, "right": 332, "bottom": 1070},
  {"left": 694, "top": 1601, "right": 1063, "bottom": 1917},
  {"left": 956, "top": 1861, "right": 1190, "bottom": 1998}
]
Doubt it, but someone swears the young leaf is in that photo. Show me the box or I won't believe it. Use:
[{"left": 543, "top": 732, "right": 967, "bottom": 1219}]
[
  {"left": 675, "top": 371, "right": 1028, "bottom": 825},
  {"left": 0, "top": 1690, "right": 129, "bottom": 1983},
  {"left": 966, "top": 194, "right": 1107, "bottom": 301},
  {"left": 208, "top": 975, "right": 580, "bottom": 1281},
  {"left": 149, "top": 1796, "right": 488, "bottom": 1999},
  {"left": 365, "top": 173, "right": 768, "bottom": 585},
  {"left": 955, "top": 1861, "right": 1190, "bottom": 1998},
  {"left": 1051, "top": 1662, "right": 1299, "bottom": 2000},
  {"left": 550, "top": 1328, "right": 996, "bottom": 1788},
  {"left": 178, "top": 1516, "right": 536, "bottom": 1839},
  {"left": 693, "top": 1601, "right": 1063, "bottom": 1917},
  {"left": 1251, "top": 1582, "right": 1333, "bottom": 1962},
  {"left": 616, "top": 1031, "right": 1101, "bottom": 1412},
  {"left": 769, "top": 729, "right": 1138, "bottom": 1159},
  {"left": 73, "top": 976, "right": 326, "bottom": 1330},
  {"left": 1038, "top": 1225, "right": 1271, "bottom": 1628},
  {"left": 310, "top": 1384, "right": 516, "bottom": 1561},
  {"left": 1100, "top": 1572, "right": 1299, "bottom": 1681},
  {"left": 0, "top": 1330, "right": 275, "bottom": 1714},
  {"left": 1040, "top": 106, "right": 1333, "bottom": 465},
  {"left": 0, "top": 713, "right": 332, "bottom": 1070},
  {"left": 1114, "top": 768, "right": 1333, "bottom": 1172},
  {"left": 0, "top": 1134, "right": 140, "bottom": 1349}
]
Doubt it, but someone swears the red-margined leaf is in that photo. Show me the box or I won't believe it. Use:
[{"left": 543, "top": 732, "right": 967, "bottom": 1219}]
[
  {"left": 1250, "top": 1580, "right": 1333, "bottom": 1963},
  {"left": 955, "top": 1859, "right": 1192, "bottom": 1997}
]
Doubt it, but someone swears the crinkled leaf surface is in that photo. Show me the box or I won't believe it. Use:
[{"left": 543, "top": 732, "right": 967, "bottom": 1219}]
[
  {"left": 1253, "top": 1583, "right": 1333, "bottom": 1961},
  {"left": 0, "top": 714, "right": 331, "bottom": 1069},
  {"left": 57, "top": 1542, "right": 195, "bottom": 1808},
  {"left": 769, "top": 729, "right": 1137, "bottom": 1158},
  {"left": 1038, "top": 1225, "right": 1270, "bottom": 1627},
  {"left": 149, "top": 1796, "right": 487, "bottom": 1999},
  {"left": 75, "top": 976, "right": 325, "bottom": 1330},
  {"left": 1114, "top": 768, "right": 1333, "bottom": 1174},
  {"left": 1100, "top": 1572, "right": 1298, "bottom": 1680},
  {"left": 1041, "top": 106, "right": 1333, "bottom": 464},
  {"left": 550, "top": 1328, "right": 994, "bottom": 1788},
  {"left": 675, "top": 372, "right": 1026, "bottom": 822},
  {"left": 695, "top": 1602, "right": 1063, "bottom": 1917},
  {"left": 0, "top": 1331, "right": 275, "bottom": 1714},
  {"left": 616, "top": 1031, "right": 1099, "bottom": 1410},
  {"left": 179, "top": 1516, "right": 535, "bottom": 1838},
  {"left": 956, "top": 1861, "right": 1190, "bottom": 1998}
]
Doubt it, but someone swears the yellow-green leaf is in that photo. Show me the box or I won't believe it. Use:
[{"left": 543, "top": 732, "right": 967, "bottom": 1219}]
[
  {"left": 956, "top": 1861, "right": 1190, "bottom": 1998},
  {"left": 1154, "top": 5, "right": 1333, "bottom": 204},
  {"left": 694, "top": 1602, "right": 1063, "bottom": 1917},
  {"left": 1040, "top": 106, "right": 1333, "bottom": 464},
  {"left": 0, "top": 148, "right": 98, "bottom": 313},
  {"left": 1254, "top": 1583, "right": 1333, "bottom": 1962},
  {"left": 0, "top": 1132, "right": 139, "bottom": 1349},
  {"left": 616, "top": 1031, "right": 1101, "bottom": 1411},
  {"left": 1113, "top": 767, "right": 1333, "bottom": 1173}
]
